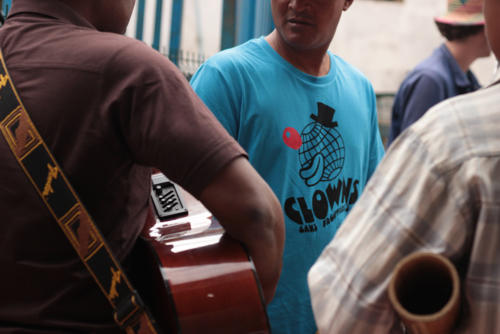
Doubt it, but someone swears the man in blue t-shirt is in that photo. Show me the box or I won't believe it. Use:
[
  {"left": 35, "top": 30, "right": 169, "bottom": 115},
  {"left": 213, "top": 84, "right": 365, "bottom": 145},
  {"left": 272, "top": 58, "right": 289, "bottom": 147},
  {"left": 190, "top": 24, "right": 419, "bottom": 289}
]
[{"left": 190, "top": 0, "right": 384, "bottom": 333}]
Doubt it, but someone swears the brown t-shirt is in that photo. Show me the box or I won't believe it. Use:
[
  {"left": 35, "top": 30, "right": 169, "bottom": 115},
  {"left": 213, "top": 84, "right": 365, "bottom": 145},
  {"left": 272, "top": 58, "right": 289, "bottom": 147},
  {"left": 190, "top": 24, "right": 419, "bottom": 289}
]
[{"left": 0, "top": 0, "right": 245, "bottom": 332}]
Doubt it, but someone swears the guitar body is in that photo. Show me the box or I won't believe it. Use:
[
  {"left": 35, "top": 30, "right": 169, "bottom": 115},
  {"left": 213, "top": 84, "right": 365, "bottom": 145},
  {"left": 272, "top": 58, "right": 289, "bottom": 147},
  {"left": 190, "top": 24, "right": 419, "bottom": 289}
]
[{"left": 127, "top": 175, "right": 270, "bottom": 334}]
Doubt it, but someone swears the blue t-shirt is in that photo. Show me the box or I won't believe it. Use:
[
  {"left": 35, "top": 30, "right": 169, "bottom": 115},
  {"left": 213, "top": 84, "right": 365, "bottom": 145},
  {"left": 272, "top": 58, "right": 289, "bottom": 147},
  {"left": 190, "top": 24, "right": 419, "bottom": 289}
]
[
  {"left": 388, "top": 44, "right": 481, "bottom": 146},
  {"left": 191, "top": 37, "right": 385, "bottom": 334}
]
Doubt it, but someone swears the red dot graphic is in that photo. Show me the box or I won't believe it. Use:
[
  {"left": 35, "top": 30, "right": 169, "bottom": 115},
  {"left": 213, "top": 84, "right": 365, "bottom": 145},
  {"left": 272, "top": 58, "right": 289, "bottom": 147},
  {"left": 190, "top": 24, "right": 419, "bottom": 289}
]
[{"left": 283, "top": 127, "right": 302, "bottom": 150}]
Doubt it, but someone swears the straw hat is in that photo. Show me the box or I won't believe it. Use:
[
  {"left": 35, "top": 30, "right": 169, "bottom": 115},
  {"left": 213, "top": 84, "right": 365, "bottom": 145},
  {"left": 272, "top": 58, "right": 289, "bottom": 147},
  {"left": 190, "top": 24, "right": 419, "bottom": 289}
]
[{"left": 434, "top": 0, "right": 485, "bottom": 26}]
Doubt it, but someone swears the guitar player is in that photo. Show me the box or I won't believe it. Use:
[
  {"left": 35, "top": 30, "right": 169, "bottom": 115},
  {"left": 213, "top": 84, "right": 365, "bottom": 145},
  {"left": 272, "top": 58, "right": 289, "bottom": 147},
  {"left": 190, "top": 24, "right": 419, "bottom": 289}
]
[{"left": 0, "top": 0, "right": 285, "bottom": 333}]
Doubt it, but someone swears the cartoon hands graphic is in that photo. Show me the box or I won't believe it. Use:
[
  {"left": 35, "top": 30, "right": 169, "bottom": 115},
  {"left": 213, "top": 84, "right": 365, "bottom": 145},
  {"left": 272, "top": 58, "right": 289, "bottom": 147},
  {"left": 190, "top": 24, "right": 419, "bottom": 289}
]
[{"left": 299, "top": 154, "right": 325, "bottom": 186}]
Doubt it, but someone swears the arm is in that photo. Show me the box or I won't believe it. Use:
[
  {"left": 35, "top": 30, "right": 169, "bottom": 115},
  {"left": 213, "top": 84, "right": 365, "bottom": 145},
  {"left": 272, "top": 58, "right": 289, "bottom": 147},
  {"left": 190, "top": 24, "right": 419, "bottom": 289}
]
[
  {"left": 191, "top": 56, "right": 285, "bottom": 302},
  {"left": 111, "top": 44, "right": 284, "bottom": 301},
  {"left": 199, "top": 156, "right": 285, "bottom": 303}
]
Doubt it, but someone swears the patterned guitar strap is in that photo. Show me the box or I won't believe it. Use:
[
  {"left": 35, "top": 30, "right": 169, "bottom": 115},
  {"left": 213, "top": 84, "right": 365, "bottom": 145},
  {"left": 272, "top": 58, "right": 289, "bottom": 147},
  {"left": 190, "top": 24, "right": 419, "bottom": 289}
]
[{"left": 0, "top": 50, "right": 161, "bottom": 334}]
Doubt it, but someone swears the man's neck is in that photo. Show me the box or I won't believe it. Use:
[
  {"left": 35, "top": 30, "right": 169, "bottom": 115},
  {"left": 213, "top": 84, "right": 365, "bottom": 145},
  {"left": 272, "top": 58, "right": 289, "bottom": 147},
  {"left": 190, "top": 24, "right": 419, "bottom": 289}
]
[
  {"left": 445, "top": 41, "right": 479, "bottom": 73},
  {"left": 58, "top": 0, "right": 94, "bottom": 25},
  {"left": 265, "top": 31, "right": 331, "bottom": 77}
]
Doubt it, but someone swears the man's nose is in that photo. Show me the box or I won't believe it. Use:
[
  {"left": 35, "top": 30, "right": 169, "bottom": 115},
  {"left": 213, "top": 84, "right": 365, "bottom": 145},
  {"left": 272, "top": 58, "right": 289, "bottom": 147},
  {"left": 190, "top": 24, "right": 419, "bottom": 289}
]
[{"left": 288, "top": 0, "right": 312, "bottom": 12}]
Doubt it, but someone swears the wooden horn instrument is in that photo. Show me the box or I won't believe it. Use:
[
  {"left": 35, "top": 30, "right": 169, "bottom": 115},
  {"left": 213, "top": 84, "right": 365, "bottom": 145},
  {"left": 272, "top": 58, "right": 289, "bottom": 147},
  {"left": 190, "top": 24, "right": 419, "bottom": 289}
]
[{"left": 388, "top": 252, "right": 461, "bottom": 334}]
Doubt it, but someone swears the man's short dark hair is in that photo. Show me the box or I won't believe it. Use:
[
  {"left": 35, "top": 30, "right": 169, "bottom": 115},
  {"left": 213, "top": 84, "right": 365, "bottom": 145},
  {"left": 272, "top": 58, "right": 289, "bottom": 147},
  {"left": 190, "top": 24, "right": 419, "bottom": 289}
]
[{"left": 436, "top": 22, "right": 484, "bottom": 41}]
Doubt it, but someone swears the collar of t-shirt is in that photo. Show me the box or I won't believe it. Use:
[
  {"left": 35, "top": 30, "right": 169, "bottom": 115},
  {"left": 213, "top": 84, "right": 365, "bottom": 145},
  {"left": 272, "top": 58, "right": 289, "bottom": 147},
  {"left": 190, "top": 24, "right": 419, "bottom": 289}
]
[
  {"left": 438, "top": 43, "right": 481, "bottom": 91},
  {"left": 7, "top": 0, "right": 96, "bottom": 31}
]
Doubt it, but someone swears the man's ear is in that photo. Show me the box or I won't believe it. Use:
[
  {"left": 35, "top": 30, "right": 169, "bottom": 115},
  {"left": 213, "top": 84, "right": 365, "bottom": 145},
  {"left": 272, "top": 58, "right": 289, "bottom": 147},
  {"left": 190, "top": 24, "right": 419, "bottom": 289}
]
[{"left": 343, "top": 0, "right": 354, "bottom": 11}]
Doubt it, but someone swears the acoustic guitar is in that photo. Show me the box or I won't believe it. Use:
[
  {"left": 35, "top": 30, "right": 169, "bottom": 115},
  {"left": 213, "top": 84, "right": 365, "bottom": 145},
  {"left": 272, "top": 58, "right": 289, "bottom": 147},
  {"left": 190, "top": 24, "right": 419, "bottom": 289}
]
[{"left": 126, "top": 173, "right": 271, "bottom": 334}]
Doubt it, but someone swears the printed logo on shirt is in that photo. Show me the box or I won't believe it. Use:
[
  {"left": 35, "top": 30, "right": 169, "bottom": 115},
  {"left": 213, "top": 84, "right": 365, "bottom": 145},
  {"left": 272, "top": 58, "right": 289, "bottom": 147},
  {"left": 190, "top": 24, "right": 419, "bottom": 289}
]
[
  {"left": 282, "top": 102, "right": 360, "bottom": 234},
  {"left": 284, "top": 103, "right": 345, "bottom": 186}
]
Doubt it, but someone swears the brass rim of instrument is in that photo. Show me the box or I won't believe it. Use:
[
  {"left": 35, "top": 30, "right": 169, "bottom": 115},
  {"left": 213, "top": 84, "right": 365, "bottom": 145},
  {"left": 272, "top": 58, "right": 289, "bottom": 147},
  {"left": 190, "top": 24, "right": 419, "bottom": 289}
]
[{"left": 388, "top": 252, "right": 460, "bottom": 323}]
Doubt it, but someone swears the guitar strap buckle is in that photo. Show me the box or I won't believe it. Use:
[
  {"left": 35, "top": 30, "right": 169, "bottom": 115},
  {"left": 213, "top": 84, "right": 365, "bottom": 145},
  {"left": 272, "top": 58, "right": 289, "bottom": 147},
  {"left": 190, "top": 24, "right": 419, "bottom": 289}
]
[{"left": 113, "top": 290, "right": 145, "bottom": 329}]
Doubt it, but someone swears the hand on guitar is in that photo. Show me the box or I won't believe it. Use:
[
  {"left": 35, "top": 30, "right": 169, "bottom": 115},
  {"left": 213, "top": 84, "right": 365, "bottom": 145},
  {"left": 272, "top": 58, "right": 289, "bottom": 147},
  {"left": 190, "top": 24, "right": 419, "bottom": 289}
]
[{"left": 198, "top": 156, "right": 285, "bottom": 303}]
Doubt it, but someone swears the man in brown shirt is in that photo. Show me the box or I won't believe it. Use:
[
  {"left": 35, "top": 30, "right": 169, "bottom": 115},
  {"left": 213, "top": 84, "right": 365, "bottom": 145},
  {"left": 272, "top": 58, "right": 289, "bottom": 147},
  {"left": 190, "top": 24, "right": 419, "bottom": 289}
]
[{"left": 0, "top": 0, "right": 284, "bottom": 332}]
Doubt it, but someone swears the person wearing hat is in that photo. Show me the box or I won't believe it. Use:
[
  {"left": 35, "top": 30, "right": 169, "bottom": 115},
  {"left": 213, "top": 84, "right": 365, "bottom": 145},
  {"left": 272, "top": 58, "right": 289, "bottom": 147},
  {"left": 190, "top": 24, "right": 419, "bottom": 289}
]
[
  {"left": 308, "top": 0, "right": 500, "bottom": 331},
  {"left": 387, "top": 0, "right": 491, "bottom": 147},
  {"left": 190, "top": 0, "right": 385, "bottom": 333}
]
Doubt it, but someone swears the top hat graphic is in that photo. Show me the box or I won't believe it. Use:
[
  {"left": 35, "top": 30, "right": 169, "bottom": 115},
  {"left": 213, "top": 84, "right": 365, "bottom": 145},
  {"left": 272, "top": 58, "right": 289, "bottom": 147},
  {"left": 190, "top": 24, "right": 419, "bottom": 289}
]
[{"left": 311, "top": 103, "right": 338, "bottom": 128}]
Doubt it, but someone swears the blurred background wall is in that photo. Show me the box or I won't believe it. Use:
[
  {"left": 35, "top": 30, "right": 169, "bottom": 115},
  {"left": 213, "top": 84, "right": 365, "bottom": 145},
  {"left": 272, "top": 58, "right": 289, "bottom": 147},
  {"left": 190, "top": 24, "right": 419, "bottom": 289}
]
[
  {"left": 123, "top": 0, "right": 497, "bottom": 87},
  {"left": 3, "top": 0, "right": 493, "bottom": 143},
  {"left": 335, "top": 0, "right": 497, "bottom": 140},
  {"left": 335, "top": 0, "right": 497, "bottom": 91},
  {"left": 121, "top": 0, "right": 497, "bottom": 143}
]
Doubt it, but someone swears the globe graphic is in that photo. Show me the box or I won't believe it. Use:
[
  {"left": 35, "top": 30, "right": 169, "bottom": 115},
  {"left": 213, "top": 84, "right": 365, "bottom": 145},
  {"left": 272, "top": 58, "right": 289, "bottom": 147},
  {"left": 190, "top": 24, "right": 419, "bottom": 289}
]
[{"left": 299, "top": 122, "right": 345, "bottom": 182}]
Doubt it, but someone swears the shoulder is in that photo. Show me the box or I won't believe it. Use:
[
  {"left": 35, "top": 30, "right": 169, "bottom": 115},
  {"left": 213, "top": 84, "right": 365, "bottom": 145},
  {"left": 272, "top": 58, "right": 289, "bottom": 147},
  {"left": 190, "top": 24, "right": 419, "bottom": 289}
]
[
  {"left": 3, "top": 20, "right": 181, "bottom": 88},
  {"left": 192, "top": 38, "right": 269, "bottom": 89},
  {"left": 402, "top": 48, "right": 451, "bottom": 88},
  {"left": 397, "top": 65, "right": 449, "bottom": 98},
  {"left": 331, "top": 54, "right": 366, "bottom": 78},
  {"left": 84, "top": 32, "right": 178, "bottom": 80},
  {"left": 330, "top": 54, "right": 376, "bottom": 105},
  {"left": 412, "top": 65, "right": 448, "bottom": 84},
  {"left": 406, "top": 84, "right": 500, "bottom": 169},
  {"left": 202, "top": 38, "right": 265, "bottom": 72},
  {"left": 41, "top": 27, "right": 179, "bottom": 83},
  {"left": 330, "top": 53, "right": 372, "bottom": 88}
]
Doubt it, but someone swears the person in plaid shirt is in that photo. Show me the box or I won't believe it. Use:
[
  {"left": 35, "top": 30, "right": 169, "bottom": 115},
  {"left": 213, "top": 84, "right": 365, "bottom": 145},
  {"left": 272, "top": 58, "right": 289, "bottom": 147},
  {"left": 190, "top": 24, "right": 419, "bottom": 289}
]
[{"left": 308, "top": 0, "right": 500, "bottom": 332}]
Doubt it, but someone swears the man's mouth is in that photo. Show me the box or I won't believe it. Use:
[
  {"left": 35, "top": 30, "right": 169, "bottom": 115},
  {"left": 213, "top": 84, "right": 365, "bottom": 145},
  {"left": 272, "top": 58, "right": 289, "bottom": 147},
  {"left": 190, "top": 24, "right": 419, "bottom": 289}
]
[{"left": 288, "top": 18, "right": 313, "bottom": 26}]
